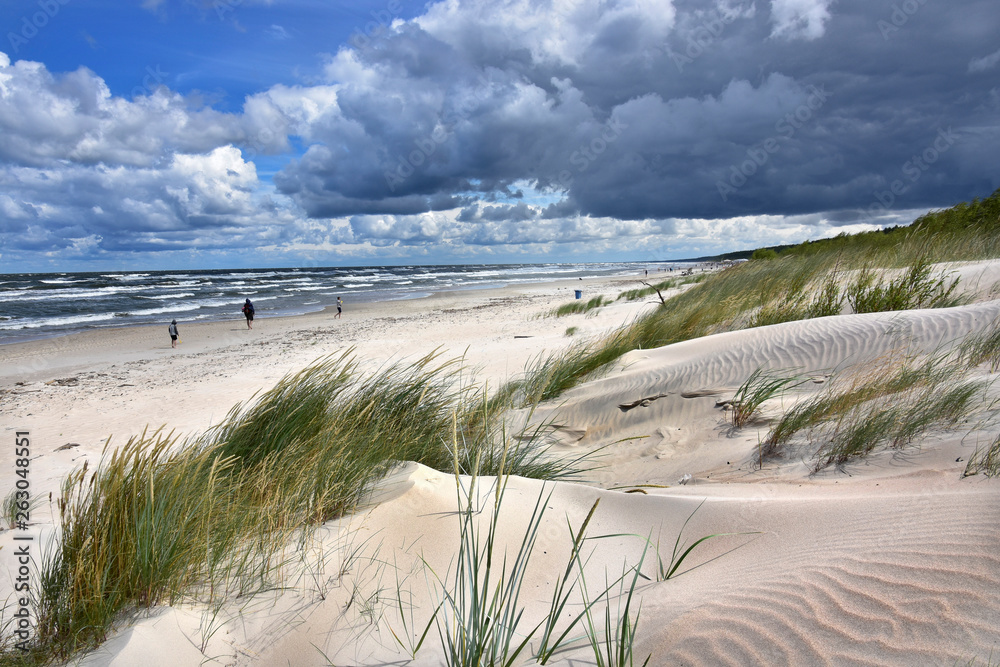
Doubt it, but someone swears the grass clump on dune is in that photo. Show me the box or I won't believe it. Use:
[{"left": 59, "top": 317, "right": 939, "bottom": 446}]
[
  {"left": 616, "top": 275, "right": 705, "bottom": 303},
  {"left": 34, "top": 435, "right": 264, "bottom": 655},
  {"left": 761, "top": 348, "right": 994, "bottom": 470},
  {"left": 506, "top": 329, "right": 637, "bottom": 405},
  {"left": 815, "top": 380, "right": 982, "bottom": 469},
  {"left": 3, "top": 351, "right": 583, "bottom": 663},
  {"left": 394, "top": 423, "right": 655, "bottom": 667},
  {"left": 617, "top": 279, "right": 679, "bottom": 302},
  {"left": 426, "top": 465, "right": 591, "bottom": 667},
  {"left": 964, "top": 435, "right": 1000, "bottom": 478},
  {"left": 2, "top": 489, "right": 41, "bottom": 531},
  {"left": 959, "top": 317, "right": 1000, "bottom": 372},
  {"left": 729, "top": 368, "right": 804, "bottom": 429},
  {"left": 578, "top": 554, "right": 650, "bottom": 667},
  {"left": 506, "top": 253, "right": 842, "bottom": 406},
  {"left": 552, "top": 295, "right": 611, "bottom": 317},
  {"left": 845, "top": 256, "right": 962, "bottom": 314}
]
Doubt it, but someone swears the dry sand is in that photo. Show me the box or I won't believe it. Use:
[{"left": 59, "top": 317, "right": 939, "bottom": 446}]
[{"left": 2, "top": 262, "right": 999, "bottom": 666}]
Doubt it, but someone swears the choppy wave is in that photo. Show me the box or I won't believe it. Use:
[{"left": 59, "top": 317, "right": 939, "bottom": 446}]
[
  {"left": 138, "top": 293, "right": 197, "bottom": 300},
  {"left": 103, "top": 273, "right": 151, "bottom": 281}
]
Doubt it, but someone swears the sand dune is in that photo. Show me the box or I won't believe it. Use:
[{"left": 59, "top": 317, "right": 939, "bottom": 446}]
[{"left": 528, "top": 300, "right": 1000, "bottom": 485}]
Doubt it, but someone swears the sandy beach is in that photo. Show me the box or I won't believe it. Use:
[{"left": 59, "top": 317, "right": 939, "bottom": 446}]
[{"left": 2, "top": 262, "right": 1000, "bottom": 666}]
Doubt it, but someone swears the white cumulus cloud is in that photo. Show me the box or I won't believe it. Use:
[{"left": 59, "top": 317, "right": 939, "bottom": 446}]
[{"left": 769, "top": 0, "right": 833, "bottom": 40}]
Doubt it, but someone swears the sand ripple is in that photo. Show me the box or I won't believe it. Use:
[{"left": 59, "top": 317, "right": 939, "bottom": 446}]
[{"left": 642, "top": 488, "right": 1000, "bottom": 666}]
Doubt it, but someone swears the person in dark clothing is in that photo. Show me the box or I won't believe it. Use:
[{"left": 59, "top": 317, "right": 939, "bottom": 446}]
[
  {"left": 242, "top": 299, "right": 255, "bottom": 329},
  {"left": 168, "top": 320, "right": 179, "bottom": 348}
]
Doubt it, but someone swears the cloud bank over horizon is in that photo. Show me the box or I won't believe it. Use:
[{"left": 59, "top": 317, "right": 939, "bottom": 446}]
[{"left": 1, "top": 0, "right": 998, "bottom": 271}]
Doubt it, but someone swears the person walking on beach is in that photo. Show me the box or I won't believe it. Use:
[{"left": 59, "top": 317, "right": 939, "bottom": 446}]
[
  {"left": 168, "top": 320, "right": 179, "bottom": 348},
  {"left": 335, "top": 296, "right": 343, "bottom": 319},
  {"left": 242, "top": 298, "right": 255, "bottom": 329}
]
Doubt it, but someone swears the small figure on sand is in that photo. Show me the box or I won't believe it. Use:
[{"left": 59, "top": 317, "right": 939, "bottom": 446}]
[
  {"left": 242, "top": 298, "right": 255, "bottom": 329},
  {"left": 335, "top": 296, "right": 343, "bottom": 319},
  {"left": 168, "top": 320, "right": 179, "bottom": 348}
]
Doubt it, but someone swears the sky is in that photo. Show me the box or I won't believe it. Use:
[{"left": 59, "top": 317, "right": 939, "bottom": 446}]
[{"left": 1, "top": 0, "right": 999, "bottom": 272}]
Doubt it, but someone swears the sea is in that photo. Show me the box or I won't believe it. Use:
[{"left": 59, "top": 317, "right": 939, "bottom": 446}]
[{"left": 0, "top": 262, "right": 686, "bottom": 345}]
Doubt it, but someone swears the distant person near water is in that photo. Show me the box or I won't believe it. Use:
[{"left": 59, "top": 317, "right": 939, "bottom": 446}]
[
  {"left": 242, "top": 298, "right": 255, "bottom": 329},
  {"left": 335, "top": 296, "right": 343, "bottom": 319},
  {"left": 168, "top": 320, "right": 179, "bottom": 348}
]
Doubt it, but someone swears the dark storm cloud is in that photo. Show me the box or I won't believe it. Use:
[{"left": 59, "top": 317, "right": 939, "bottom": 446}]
[{"left": 272, "top": 0, "right": 1000, "bottom": 229}]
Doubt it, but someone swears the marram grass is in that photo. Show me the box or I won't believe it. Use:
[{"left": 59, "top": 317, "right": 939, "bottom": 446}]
[
  {"left": 964, "top": 434, "right": 1000, "bottom": 478},
  {"left": 552, "top": 295, "right": 611, "bottom": 317},
  {"left": 421, "top": 438, "right": 652, "bottom": 667},
  {"left": 960, "top": 317, "right": 1000, "bottom": 372},
  {"left": 389, "top": 419, "right": 731, "bottom": 666},
  {"left": 760, "top": 346, "right": 995, "bottom": 471},
  {"left": 1, "top": 351, "right": 584, "bottom": 663},
  {"left": 729, "top": 368, "right": 804, "bottom": 429}
]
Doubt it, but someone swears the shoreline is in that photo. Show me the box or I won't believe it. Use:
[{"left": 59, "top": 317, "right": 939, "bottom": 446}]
[
  {"left": 0, "top": 272, "right": 652, "bottom": 385},
  {"left": 0, "top": 261, "right": 698, "bottom": 348}
]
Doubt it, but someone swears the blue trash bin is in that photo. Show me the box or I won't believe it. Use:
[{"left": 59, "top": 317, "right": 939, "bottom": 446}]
[{"left": 574, "top": 290, "right": 582, "bottom": 299}]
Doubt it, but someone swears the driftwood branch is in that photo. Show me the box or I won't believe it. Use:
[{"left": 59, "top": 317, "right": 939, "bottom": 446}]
[{"left": 640, "top": 281, "right": 666, "bottom": 305}]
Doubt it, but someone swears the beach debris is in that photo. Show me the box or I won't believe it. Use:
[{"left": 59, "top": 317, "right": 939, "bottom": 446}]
[
  {"left": 682, "top": 388, "right": 724, "bottom": 398},
  {"left": 678, "top": 473, "right": 693, "bottom": 485},
  {"left": 639, "top": 280, "right": 667, "bottom": 304},
  {"left": 45, "top": 377, "right": 79, "bottom": 386},
  {"left": 543, "top": 424, "right": 587, "bottom": 444},
  {"left": 618, "top": 392, "right": 670, "bottom": 412},
  {"left": 610, "top": 483, "right": 669, "bottom": 493}
]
